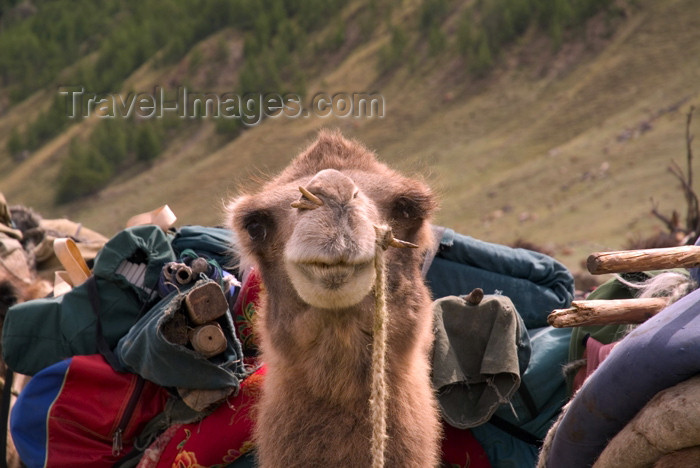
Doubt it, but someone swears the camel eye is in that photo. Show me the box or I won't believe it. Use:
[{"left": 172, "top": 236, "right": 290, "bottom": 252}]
[
  {"left": 246, "top": 221, "right": 266, "bottom": 242},
  {"left": 352, "top": 190, "right": 359, "bottom": 199},
  {"left": 393, "top": 197, "right": 418, "bottom": 219},
  {"left": 244, "top": 212, "right": 272, "bottom": 243},
  {"left": 391, "top": 191, "right": 434, "bottom": 223}
]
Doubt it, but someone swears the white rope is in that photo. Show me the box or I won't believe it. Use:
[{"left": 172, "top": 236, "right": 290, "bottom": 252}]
[{"left": 370, "top": 225, "right": 392, "bottom": 468}]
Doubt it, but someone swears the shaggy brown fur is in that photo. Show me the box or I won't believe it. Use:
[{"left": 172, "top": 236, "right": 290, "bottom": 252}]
[
  {"left": 0, "top": 273, "right": 48, "bottom": 468},
  {"left": 653, "top": 447, "right": 700, "bottom": 468},
  {"left": 228, "top": 130, "right": 441, "bottom": 467}
]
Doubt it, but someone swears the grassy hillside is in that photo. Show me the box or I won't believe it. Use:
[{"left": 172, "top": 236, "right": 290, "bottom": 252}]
[{"left": 1, "top": 0, "right": 700, "bottom": 280}]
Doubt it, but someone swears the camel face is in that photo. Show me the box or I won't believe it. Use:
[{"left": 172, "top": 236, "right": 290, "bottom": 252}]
[
  {"left": 229, "top": 131, "right": 436, "bottom": 316},
  {"left": 284, "top": 169, "right": 379, "bottom": 309}
]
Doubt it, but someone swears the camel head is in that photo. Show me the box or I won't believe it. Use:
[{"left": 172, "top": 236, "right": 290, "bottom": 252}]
[{"left": 228, "top": 130, "right": 436, "bottom": 313}]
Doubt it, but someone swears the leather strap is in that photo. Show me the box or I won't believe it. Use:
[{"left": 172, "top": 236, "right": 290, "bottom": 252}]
[
  {"left": 54, "top": 237, "right": 90, "bottom": 286},
  {"left": 53, "top": 271, "right": 74, "bottom": 297}
]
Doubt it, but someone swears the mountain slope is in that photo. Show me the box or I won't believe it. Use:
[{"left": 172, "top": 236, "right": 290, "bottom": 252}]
[{"left": 2, "top": 0, "right": 700, "bottom": 276}]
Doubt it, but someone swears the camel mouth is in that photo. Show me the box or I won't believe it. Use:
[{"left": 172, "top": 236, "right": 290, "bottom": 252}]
[
  {"left": 295, "top": 260, "right": 373, "bottom": 290},
  {"left": 285, "top": 257, "right": 376, "bottom": 309}
]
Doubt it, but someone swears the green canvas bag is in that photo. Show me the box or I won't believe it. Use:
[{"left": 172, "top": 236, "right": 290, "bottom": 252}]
[{"left": 2, "top": 225, "right": 175, "bottom": 375}]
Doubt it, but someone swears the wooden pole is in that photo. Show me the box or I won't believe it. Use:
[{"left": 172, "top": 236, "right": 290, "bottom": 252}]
[
  {"left": 189, "top": 323, "right": 227, "bottom": 357},
  {"left": 185, "top": 281, "right": 227, "bottom": 325},
  {"left": 161, "top": 312, "right": 189, "bottom": 345},
  {"left": 587, "top": 245, "right": 700, "bottom": 274},
  {"left": 548, "top": 298, "right": 668, "bottom": 328}
]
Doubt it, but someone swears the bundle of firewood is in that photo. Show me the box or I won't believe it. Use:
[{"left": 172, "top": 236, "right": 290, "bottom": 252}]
[{"left": 548, "top": 245, "right": 700, "bottom": 327}]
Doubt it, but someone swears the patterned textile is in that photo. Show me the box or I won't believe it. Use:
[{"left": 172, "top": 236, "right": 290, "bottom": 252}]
[
  {"left": 138, "top": 367, "right": 265, "bottom": 468},
  {"left": 231, "top": 268, "right": 261, "bottom": 357}
]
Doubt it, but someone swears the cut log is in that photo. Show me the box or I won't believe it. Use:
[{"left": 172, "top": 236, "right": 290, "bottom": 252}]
[
  {"left": 189, "top": 323, "right": 227, "bottom": 357},
  {"left": 162, "top": 262, "right": 180, "bottom": 282},
  {"left": 175, "top": 265, "right": 193, "bottom": 284},
  {"left": 548, "top": 298, "right": 668, "bottom": 328},
  {"left": 185, "top": 281, "right": 227, "bottom": 325},
  {"left": 161, "top": 311, "right": 189, "bottom": 345},
  {"left": 189, "top": 257, "right": 209, "bottom": 275},
  {"left": 587, "top": 245, "right": 700, "bottom": 274},
  {"left": 177, "top": 386, "right": 233, "bottom": 412}
]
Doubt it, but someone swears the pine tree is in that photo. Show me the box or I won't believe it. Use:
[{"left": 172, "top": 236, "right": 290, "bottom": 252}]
[
  {"left": 472, "top": 33, "right": 493, "bottom": 75},
  {"left": 6, "top": 127, "right": 23, "bottom": 159},
  {"left": 56, "top": 139, "right": 112, "bottom": 203},
  {"left": 135, "top": 124, "right": 162, "bottom": 162}
]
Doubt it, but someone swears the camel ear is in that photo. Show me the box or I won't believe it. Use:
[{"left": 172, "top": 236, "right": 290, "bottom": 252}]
[{"left": 390, "top": 184, "right": 436, "bottom": 225}]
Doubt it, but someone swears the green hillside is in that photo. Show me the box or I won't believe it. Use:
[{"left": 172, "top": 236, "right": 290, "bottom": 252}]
[{"left": 1, "top": 0, "right": 699, "bottom": 280}]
